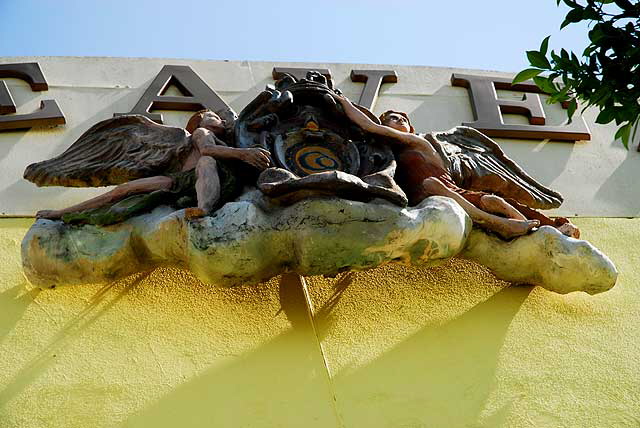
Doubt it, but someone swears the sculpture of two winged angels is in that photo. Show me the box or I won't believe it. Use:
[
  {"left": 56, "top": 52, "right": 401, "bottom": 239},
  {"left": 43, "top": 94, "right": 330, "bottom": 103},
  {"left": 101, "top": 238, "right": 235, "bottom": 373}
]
[{"left": 21, "top": 72, "right": 617, "bottom": 295}]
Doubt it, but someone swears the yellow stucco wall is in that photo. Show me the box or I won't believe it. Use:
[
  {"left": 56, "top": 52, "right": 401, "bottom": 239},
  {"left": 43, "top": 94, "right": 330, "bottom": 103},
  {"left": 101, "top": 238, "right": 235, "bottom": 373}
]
[{"left": 0, "top": 217, "right": 638, "bottom": 427}]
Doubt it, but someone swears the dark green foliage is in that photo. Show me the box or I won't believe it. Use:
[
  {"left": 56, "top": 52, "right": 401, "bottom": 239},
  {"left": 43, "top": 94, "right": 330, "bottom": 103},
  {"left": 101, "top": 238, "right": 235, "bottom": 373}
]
[{"left": 514, "top": 0, "right": 640, "bottom": 148}]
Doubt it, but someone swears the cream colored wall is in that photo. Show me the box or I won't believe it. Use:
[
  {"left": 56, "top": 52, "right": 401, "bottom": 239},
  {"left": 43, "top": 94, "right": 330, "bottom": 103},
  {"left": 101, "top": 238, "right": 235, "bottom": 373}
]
[
  {"left": 0, "top": 57, "right": 637, "bottom": 217},
  {"left": 0, "top": 218, "right": 638, "bottom": 427}
]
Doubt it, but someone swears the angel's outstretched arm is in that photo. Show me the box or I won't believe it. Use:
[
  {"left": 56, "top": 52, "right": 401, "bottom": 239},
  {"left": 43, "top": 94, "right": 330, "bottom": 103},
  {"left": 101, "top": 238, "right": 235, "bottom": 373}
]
[
  {"left": 192, "top": 128, "right": 271, "bottom": 170},
  {"left": 333, "top": 95, "right": 426, "bottom": 149},
  {"left": 333, "top": 95, "right": 446, "bottom": 169}
]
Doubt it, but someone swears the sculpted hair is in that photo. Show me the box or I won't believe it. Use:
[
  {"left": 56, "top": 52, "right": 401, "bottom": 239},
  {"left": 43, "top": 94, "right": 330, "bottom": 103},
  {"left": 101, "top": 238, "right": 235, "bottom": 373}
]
[
  {"left": 379, "top": 110, "right": 415, "bottom": 133},
  {"left": 185, "top": 109, "right": 212, "bottom": 134},
  {"left": 185, "top": 109, "right": 234, "bottom": 142}
]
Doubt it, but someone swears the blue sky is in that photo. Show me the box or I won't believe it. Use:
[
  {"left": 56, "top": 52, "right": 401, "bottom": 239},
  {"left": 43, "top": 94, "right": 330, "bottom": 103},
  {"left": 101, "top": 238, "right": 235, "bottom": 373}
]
[{"left": 0, "top": 0, "right": 591, "bottom": 72}]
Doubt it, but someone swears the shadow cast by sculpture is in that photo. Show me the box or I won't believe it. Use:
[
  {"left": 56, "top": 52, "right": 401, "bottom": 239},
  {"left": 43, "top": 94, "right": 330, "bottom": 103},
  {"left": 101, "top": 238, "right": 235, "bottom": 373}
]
[
  {"left": 332, "top": 285, "right": 533, "bottom": 427},
  {"left": 0, "top": 272, "right": 150, "bottom": 411},
  {"left": 313, "top": 271, "right": 356, "bottom": 339},
  {"left": 122, "top": 273, "right": 531, "bottom": 428},
  {"left": 594, "top": 150, "right": 640, "bottom": 216},
  {"left": 122, "top": 273, "right": 339, "bottom": 428},
  {"left": 0, "top": 285, "right": 40, "bottom": 345}
]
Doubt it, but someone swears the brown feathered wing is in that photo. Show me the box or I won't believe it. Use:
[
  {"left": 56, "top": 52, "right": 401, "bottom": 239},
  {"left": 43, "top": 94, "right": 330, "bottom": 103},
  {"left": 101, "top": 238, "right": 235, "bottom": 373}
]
[
  {"left": 426, "top": 126, "right": 563, "bottom": 210},
  {"left": 24, "top": 115, "right": 191, "bottom": 187}
]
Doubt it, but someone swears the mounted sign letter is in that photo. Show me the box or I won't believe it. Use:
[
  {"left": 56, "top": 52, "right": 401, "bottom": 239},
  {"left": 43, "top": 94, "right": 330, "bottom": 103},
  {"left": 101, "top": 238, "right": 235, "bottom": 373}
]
[
  {"left": 350, "top": 69, "right": 397, "bottom": 110},
  {"left": 116, "top": 65, "right": 236, "bottom": 124},
  {"left": 451, "top": 73, "right": 591, "bottom": 141},
  {"left": 0, "top": 63, "right": 66, "bottom": 131}
]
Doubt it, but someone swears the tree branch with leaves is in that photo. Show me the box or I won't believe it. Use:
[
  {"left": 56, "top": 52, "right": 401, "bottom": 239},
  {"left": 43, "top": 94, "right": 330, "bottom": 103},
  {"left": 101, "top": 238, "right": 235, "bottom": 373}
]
[{"left": 514, "top": 0, "right": 640, "bottom": 148}]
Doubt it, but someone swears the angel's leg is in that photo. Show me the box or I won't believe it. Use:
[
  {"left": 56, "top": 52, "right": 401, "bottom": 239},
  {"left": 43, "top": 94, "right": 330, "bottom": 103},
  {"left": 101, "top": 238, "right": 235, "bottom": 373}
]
[
  {"left": 36, "top": 176, "right": 173, "bottom": 219},
  {"left": 479, "top": 194, "right": 527, "bottom": 220},
  {"left": 185, "top": 156, "right": 221, "bottom": 219},
  {"left": 420, "top": 178, "right": 539, "bottom": 240}
]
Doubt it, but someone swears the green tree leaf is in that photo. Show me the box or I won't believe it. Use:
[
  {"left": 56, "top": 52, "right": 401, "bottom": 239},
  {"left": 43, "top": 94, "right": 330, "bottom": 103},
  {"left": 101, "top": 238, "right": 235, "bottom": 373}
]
[
  {"left": 512, "top": 68, "right": 544, "bottom": 84},
  {"left": 566, "top": 98, "right": 578, "bottom": 122},
  {"left": 595, "top": 108, "right": 616, "bottom": 124},
  {"left": 540, "top": 36, "right": 551, "bottom": 56},
  {"left": 613, "top": 0, "right": 633, "bottom": 9},
  {"left": 533, "top": 76, "right": 557, "bottom": 94},
  {"left": 589, "top": 25, "right": 605, "bottom": 43},
  {"left": 527, "top": 50, "right": 551, "bottom": 69},
  {"left": 614, "top": 123, "right": 631, "bottom": 149},
  {"left": 549, "top": 84, "right": 572, "bottom": 103},
  {"left": 561, "top": 8, "right": 585, "bottom": 29},
  {"left": 524, "top": 0, "right": 640, "bottom": 148},
  {"left": 583, "top": 6, "right": 601, "bottom": 21}
]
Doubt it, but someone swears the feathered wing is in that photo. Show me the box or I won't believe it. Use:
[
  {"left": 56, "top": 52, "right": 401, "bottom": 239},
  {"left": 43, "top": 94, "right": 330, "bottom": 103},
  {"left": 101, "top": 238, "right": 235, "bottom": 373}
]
[
  {"left": 426, "top": 126, "right": 563, "bottom": 210},
  {"left": 24, "top": 115, "right": 191, "bottom": 187}
]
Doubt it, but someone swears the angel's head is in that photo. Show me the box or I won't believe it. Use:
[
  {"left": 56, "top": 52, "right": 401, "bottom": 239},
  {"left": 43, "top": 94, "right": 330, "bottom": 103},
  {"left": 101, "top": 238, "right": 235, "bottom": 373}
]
[
  {"left": 186, "top": 110, "right": 226, "bottom": 135},
  {"left": 379, "top": 110, "right": 414, "bottom": 133}
]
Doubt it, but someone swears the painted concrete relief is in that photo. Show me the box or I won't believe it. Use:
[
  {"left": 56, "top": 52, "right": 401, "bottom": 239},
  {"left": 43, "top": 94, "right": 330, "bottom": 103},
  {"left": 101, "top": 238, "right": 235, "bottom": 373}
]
[{"left": 20, "top": 71, "right": 617, "bottom": 294}]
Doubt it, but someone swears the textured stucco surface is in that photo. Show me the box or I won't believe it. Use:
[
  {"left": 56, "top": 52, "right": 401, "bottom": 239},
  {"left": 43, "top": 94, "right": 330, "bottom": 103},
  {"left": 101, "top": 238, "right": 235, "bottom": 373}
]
[{"left": 0, "top": 217, "right": 638, "bottom": 427}]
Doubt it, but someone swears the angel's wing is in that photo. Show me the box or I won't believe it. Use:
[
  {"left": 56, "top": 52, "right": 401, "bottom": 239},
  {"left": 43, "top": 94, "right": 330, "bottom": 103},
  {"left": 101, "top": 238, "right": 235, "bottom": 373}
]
[
  {"left": 24, "top": 115, "right": 191, "bottom": 187},
  {"left": 427, "top": 126, "right": 563, "bottom": 210}
]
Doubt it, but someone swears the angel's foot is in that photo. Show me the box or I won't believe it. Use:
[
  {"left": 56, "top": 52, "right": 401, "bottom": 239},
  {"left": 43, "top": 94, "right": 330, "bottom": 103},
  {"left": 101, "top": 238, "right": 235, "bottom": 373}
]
[
  {"left": 491, "top": 219, "right": 540, "bottom": 240},
  {"left": 558, "top": 222, "right": 580, "bottom": 239},
  {"left": 184, "top": 207, "right": 208, "bottom": 220},
  {"left": 36, "top": 210, "right": 63, "bottom": 219}
]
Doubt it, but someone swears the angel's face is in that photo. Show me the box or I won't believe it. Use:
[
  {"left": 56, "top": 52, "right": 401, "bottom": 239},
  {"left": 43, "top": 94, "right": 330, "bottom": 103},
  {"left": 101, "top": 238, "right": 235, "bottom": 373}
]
[
  {"left": 200, "top": 111, "right": 226, "bottom": 134},
  {"left": 382, "top": 113, "right": 411, "bottom": 133}
]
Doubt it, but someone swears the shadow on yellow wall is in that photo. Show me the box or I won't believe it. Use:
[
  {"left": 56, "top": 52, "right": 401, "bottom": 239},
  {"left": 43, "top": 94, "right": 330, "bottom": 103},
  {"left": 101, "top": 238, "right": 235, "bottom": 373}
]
[
  {"left": 0, "top": 274, "right": 148, "bottom": 413},
  {"left": 123, "top": 274, "right": 338, "bottom": 427},
  {"left": 331, "top": 285, "right": 532, "bottom": 427}
]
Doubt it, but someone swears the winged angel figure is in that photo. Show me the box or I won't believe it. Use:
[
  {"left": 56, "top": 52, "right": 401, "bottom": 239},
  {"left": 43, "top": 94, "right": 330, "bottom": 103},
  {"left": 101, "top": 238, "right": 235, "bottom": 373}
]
[
  {"left": 334, "top": 95, "right": 579, "bottom": 240},
  {"left": 24, "top": 111, "right": 271, "bottom": 225}
]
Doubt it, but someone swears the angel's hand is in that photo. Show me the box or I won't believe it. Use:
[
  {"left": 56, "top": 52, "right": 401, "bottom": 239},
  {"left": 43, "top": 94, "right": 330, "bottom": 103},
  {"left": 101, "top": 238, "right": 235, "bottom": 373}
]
[
  {"left": 331, "top": 92, "right": 349, "bottom": 105},
  {"left": 240, "top": 148, "right": 271, "bottom": 170},
  {"left": 330, "top": 94, "right": 376, "bottom": 133},
  {"left": 334, "top": 95, "right": 362, "bottom": 119}
]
